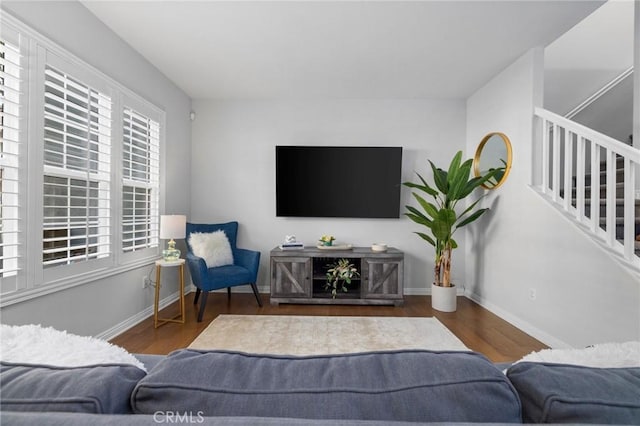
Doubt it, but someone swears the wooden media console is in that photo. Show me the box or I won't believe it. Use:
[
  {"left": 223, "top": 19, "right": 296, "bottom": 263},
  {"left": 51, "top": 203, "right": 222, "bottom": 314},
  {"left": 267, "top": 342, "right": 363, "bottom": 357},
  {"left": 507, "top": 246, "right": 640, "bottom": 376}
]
[{"left": 269, "top": 246, "right": 404, "bottom": 306}]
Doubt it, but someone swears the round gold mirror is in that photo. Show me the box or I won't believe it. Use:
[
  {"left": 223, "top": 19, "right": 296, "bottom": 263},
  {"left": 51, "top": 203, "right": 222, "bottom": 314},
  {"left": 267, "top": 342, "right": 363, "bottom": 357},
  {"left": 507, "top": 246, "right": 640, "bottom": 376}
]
[{"left": 473, "top": 132, "right": 513, "bottom": 189}]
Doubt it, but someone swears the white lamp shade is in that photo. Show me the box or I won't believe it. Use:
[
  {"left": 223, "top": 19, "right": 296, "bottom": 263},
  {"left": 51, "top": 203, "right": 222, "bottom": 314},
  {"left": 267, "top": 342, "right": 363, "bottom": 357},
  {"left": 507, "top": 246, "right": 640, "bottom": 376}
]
[{"left": 160, "top": 215, "right": 186, "bottom": 239}]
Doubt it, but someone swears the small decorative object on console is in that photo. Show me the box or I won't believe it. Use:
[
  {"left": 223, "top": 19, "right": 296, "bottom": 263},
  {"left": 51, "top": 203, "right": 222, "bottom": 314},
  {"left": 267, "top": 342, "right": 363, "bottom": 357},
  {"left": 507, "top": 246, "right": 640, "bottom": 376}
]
[
  {"left": 280, "top": 234, "right": 304, "bottom": 250},
  {"left": 317, "top": 243, "right": 353, "bottom": 250},
  {"left": 371, "top": 243, "right": 387, "bottom": 252},
  {"left": 318, "top": 235, "right": 335, "bottom": 246},
  {"left": 279, "top": 243, "right": 304, "bottom": 250}
]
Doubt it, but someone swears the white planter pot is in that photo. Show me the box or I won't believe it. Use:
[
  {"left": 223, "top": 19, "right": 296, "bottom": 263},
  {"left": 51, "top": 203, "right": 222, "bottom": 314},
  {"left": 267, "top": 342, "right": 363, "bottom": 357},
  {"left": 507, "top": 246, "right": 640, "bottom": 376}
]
[{"left": 431, "top": 283, "right": 457, "bottom": 312}]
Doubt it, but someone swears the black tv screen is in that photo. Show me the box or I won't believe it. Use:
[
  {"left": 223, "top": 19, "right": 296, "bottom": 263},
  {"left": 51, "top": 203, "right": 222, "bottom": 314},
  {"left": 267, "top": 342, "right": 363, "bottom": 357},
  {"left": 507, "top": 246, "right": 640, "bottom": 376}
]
[{"left": 276, "top": 146, "right": 403, "bottom": 218}]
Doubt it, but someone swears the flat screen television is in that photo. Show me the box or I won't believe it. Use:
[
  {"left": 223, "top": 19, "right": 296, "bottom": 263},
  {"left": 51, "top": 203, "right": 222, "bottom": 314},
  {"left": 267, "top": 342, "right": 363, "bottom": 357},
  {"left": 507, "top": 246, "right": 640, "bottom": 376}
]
[{"left": 276, "top": 146, "right": 403, "bottom": 218}]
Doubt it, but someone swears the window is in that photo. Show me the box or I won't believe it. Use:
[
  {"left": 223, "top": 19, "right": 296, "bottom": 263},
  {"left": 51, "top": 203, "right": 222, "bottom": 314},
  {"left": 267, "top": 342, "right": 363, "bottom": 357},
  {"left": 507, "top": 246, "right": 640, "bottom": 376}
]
[
  {"left": 0, "top": 13, "right": 165, "bottom": 306},
  {"left": 0, "top": 33, "right": 23, "bottom": 294},
  {"left": 43, "top": 65, "right": 112, "bottom": 267},
  {"left": 122, "top": 107, "right": 160, "bottom": 252}
]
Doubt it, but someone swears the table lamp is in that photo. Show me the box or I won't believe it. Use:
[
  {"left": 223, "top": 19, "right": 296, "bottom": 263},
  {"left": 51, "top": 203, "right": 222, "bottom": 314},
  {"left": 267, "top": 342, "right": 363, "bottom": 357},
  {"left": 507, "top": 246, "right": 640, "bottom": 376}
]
[{"left": 160, "top": 215, "right": 186, "bottom": 261}]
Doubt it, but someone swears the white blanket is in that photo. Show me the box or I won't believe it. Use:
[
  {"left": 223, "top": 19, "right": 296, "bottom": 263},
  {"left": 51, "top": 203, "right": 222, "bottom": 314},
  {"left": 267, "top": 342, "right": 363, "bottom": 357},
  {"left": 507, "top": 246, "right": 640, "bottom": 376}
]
[
  {"left": 0, "top": 324, "right": 146, "bottom": 371},
  {"left": 515, "top": 341, "right": 640, "bottom": 368}
]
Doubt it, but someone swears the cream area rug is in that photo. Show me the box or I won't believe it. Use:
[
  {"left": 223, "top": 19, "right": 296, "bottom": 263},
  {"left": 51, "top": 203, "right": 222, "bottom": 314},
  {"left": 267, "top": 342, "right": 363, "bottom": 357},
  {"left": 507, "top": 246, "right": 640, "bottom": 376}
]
[{"left": 188, "top": 315, "right": 469, "bottom": 355}]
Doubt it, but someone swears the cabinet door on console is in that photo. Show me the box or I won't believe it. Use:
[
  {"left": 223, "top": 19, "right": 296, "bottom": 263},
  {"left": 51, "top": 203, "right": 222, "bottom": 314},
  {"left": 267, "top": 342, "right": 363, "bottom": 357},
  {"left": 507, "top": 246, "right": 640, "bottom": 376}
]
[
  {"left": 361, "top": 257, "right": 403, "bottom": 300},
  {"left": 271, "top": 257, "right": 312, "bottom": 298}
]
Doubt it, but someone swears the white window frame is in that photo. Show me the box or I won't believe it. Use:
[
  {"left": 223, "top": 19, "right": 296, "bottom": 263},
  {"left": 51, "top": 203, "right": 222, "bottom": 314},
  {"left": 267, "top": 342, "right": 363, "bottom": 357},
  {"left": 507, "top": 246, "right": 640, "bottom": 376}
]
[
  {"left": 120, "top": 96, "right": 162, "bottom": 263},
  {"left": 0, "top": 22, "right": 27, "bottom": 296},
  {"left": 42, "top": 57, "right": 113, "bottom": 268},
  {"left": 0, "top": 12, "right": 166, "bottom": 307}
]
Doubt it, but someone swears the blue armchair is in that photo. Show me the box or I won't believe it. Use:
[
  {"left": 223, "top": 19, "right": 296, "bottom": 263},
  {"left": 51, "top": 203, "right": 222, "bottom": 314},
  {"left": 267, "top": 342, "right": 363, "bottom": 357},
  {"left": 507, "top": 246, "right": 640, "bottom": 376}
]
[{"left": 185, "top": 221, "right": 262, "bottom": 322}]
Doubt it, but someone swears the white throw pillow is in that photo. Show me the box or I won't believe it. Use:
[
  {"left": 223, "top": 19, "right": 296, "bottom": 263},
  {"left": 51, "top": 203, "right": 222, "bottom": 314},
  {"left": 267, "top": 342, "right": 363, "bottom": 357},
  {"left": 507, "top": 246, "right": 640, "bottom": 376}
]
[
  {"left": 0, "top": 324, "right": 146, "bottom": 371},
  {"left": 189, "top": 230, "right": 234, "bottom": 268}
]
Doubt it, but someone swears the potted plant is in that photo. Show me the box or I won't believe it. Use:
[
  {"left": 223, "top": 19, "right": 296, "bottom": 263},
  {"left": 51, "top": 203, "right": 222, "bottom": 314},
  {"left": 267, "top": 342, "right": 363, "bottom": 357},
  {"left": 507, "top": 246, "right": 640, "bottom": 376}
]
[
  {"left": 325, "top": 258, "right": 360, "bottom": 298},
  {"left": 403, "top": 151, "right": 499, "bottom": 312},
  {"left": 318, "top": 235, "right": 336, "bottom": 246}
]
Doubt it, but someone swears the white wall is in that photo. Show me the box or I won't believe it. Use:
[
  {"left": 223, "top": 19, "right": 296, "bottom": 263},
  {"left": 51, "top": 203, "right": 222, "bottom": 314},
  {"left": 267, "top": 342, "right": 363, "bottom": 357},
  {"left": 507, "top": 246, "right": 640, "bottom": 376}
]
[
  {"left": 466, "top": 49, "right": 640, "bottom": 348},
  {"left": 635, "top": 0, "right": 640, "bottom": 151},
  {"left": 571, "top": 73, "right": 633, "bottom": 143},
  {"left": 190, "top": 99, "right": 467, "bottom": 295},
  {"left": 544, "top": 0, "right": 634, "bottom": 144},
  {"left": 544, "top": 0, "right": 634, "bottom": 116},
  {"left": 0, "top": 2, "right": 192, "bottom": 338}
]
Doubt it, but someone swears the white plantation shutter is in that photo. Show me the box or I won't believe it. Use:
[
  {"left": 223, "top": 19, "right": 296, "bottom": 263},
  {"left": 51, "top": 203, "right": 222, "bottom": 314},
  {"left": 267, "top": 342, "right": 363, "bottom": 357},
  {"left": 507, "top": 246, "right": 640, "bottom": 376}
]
[
  {"left": 43, "top": 65, "right": 112, "bottom": 267},
  {"left": 0, "top": 36, "right": 22, "bottom": 287},
  {"left": 122, "top": 107, "right": 159, "bottom": 252},
  {"left": 0, "top": 12, "right": 165, "bottom": 305}
]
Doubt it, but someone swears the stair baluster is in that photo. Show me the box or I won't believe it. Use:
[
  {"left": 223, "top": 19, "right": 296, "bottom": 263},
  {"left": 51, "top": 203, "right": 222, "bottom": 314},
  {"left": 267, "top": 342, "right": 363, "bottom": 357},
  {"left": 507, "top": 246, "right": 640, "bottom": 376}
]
[{"left": 534, "top": 107, "right": 640, "bottom": 271}]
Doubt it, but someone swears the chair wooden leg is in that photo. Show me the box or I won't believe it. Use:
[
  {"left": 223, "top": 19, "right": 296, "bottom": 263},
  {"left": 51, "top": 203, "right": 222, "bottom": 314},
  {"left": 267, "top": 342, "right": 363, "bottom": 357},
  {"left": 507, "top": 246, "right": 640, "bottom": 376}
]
[
  {"left": 194, "top": 288, "right": 201, "bottom": 305},
  {"left": 227, "top": 287, "right": 231, "bottom": 301},
  {"left": 197, "top": 291, "right": 209, "bottom": 322},
  {"left": 250, "top": 282, "right": 263, "bottom": 307}
]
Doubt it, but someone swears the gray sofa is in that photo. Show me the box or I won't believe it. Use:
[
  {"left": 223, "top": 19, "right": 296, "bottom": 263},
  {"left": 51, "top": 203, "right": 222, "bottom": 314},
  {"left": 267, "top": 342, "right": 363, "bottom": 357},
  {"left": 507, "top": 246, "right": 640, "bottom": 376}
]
[{"left": 1, "top": 349, "right": 639, "bottom": 425}]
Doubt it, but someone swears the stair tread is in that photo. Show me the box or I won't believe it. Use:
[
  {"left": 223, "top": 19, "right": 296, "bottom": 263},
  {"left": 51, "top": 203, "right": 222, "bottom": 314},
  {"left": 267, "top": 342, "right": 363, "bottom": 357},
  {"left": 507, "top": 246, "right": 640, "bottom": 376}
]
[
  {"left": 600, "top": 217, "right": 640, "bottom": 225},
  {"left": 583, "top": 182, "right": 625, "bottom": 189},
  {"left": 579, "top": 198, "right": 640, "bottom": 205},
  {"left": 583, "top": 168, "right": 625, "bottom": 180}
]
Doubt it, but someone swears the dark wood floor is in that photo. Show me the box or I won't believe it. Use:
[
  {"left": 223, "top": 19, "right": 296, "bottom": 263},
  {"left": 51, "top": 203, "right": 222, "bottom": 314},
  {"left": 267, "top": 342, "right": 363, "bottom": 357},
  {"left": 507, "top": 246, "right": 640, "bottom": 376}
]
[{"left": 110, "top": 292, "right": 547, "bottom": 363}]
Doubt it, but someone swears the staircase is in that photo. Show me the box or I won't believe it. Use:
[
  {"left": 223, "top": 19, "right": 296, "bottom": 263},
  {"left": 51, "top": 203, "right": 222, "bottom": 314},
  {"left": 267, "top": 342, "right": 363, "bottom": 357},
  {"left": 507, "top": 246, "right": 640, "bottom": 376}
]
[
  {"left": 533, "top": 107, "right": 640, "bottom": 271},
  {"left": 575, "top": 157, "right": 640, "bottom": 254}
]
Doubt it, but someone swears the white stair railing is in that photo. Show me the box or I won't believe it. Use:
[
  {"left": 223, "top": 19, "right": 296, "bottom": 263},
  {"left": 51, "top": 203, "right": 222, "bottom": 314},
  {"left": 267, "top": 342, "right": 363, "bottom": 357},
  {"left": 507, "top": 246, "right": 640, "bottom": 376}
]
[{"left": 534, "top": 107, "right": 640, "bottom": 268}]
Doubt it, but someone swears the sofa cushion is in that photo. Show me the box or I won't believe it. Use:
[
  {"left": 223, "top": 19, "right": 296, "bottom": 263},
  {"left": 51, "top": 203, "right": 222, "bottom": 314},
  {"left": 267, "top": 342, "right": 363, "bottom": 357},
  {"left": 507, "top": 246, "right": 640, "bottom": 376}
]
[
  {"left": 132, "top": 349, "right": 521, "bottom": 423},
  {"left": 507, "top": 362, "right": 640, "bottom": 424},
  {"left": 0, "top": 361, "right": 146, "bottom": 414}
]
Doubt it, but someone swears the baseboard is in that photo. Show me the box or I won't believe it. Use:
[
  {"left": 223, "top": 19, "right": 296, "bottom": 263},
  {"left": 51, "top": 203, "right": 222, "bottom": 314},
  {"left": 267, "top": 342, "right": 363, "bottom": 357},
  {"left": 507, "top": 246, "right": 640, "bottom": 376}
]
[
  {"left": 404, "top": 286, "right": 465, "bottom": 296},
  {"left": 95, "top": 285, "right": 195, "bottom": 341},
  {"left": 231, "top": 286, "right": 443, "bottom": 296},
  {"left": 404, "top": 287, "right": 429, "bottom": 296},
  {"left": 234, "top": 286, "right": 456, "bottom": 296},
  {"left": 465, "top": 290, "right": 571, "bottom": 349}
]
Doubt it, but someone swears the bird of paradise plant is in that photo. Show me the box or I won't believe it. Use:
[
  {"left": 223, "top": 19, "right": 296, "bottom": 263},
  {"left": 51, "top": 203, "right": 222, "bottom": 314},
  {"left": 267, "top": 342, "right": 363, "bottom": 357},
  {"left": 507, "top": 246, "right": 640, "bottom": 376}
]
[{"left": 403, "top": 151, "right": 500, "bottom": 287}]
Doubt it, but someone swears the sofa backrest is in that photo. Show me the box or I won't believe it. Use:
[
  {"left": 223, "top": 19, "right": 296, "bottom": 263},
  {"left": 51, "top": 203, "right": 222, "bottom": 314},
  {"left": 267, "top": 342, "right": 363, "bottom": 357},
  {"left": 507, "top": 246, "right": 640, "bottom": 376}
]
[{"left": 131, "top": 349, "right": 522, "bottom": 423}]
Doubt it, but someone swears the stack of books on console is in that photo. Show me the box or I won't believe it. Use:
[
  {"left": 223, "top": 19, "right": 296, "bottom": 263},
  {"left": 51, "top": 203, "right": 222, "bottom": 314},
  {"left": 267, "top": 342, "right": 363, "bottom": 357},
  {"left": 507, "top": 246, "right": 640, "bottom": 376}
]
[{"left": 279, "top": 242, "right": 304, "bottom": 250}]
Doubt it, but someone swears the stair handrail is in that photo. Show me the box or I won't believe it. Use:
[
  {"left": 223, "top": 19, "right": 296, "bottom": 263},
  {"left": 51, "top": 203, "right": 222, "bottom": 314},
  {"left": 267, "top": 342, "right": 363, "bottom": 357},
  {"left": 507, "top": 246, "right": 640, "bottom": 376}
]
[
  {"left": 533, "top": 107, "right": 639, "bottom": 268},
  {"left": 564, "top": 66, "right": 634, "bottom": 120}
]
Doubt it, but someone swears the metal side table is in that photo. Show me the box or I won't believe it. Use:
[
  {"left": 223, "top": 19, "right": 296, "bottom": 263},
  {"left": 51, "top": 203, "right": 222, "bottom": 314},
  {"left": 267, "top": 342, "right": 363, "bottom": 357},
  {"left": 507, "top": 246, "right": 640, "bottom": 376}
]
[{"left": 154, "top": 258, "right": 185, "bottom": 328}]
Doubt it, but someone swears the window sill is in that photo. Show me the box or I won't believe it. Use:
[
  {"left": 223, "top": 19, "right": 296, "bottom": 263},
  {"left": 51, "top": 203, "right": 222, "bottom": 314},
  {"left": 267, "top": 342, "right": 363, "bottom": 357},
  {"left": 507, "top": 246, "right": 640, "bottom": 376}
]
[{"left": 0, "top": 256, "right": 160, "bottom": 308}]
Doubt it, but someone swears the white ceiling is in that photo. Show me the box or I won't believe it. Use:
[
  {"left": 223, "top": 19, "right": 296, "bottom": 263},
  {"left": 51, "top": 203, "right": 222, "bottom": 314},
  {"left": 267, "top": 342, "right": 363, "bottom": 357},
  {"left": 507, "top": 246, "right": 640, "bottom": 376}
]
[{"left": 82, "top": 0, "right": 604, "bottom": 100}]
